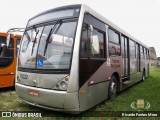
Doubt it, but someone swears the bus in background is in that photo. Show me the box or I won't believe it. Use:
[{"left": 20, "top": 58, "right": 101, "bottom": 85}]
[
  {"left": 15, "top": 4, "right": 150, "bottom": 113},
  {"left": 0, "top": 28, "right": 24, "bottom": 88}
]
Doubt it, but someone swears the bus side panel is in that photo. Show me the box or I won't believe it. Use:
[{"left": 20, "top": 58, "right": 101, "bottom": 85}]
[
  {"left": 0, "top": 76, "right": 15, "bottom": 88},
  {"left": 79, "top": 61, "right": 109, "bottom": 111},
  {"left": 130, "top": 57, "right": 141, "bottom": 81},
  {"left": 0, "top": 60, "right": 16, "bottom": 88},
  {"left": 0, "top": 62, "right": 16, "bottom": 79},
  {"left": 79, "top": 57, "right": 121, "bottom": 111},
  {"left": 109, "top": 56, "right": 122, "bottom": 91}
]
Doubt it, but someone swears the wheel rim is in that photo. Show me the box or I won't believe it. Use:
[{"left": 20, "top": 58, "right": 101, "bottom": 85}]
[{"left": 110, "top": 79, "right": 117, "bottom": 98}]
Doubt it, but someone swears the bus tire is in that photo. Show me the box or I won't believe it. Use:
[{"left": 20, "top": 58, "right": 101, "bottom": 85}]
[
  {"left": 108, "top": 75, "right": 117, "bottom": 100},
  {"left": 142, "top": 69, "right": 145, "bottom": 81}
]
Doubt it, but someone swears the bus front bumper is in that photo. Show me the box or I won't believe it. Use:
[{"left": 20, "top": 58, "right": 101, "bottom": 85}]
[{"left": 15, "top": 83, "right": 80, "bottom": 112}]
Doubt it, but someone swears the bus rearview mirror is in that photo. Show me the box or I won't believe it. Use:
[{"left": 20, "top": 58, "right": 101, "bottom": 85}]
[
  {"left": 89, "top": 24, "right": 93, "bottom": 32},
  {"left": 6, "top": 33, "right": 11, "bottom": 48},
  {"left": 91, "top": 35, "right": 100, "bottom": 55}
]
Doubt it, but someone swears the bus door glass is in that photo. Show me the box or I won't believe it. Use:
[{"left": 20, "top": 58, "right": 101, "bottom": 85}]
[
  {"left": 121, "top": 35, "right": 129, "bottom": 77},
  {"left": 136, "top": 43, "right": 140, "bottom": 72}
]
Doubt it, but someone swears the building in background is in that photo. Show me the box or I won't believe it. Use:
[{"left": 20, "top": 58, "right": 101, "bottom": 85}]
[
  {"left": 157, "top": 57, "right": 160, "bottom": 67},
  {"left": 149, "top": 47, "right": 157, "bottom": 68}
]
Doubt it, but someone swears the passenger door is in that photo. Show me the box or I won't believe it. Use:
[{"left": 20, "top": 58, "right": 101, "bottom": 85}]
[
  {"left": 79, "top": 14, "right": 108, "bottom": 111},
  {"left": 121, "top": 35, "right": 129, "bottom": 77},
  {"left": 136, "top": 43, "right": 140, "bottom": 72},
  {"left": 136, "top": 43, "right": 141, "bottom": 80}
]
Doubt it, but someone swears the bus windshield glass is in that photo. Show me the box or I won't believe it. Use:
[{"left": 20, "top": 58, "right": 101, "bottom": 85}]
[
  {"left": 0, "top": 36, "right": 14, "bottom": 67},
  {"left": 18, "top": 21, "right": 77, "bottom": 70}
]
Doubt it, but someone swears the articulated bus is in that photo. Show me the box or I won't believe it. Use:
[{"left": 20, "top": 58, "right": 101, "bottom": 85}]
[
  {"left": 0, "top": 30, "right": 22, "bottom": 88},
  {"left": 16, "top": 4, "right": 150, "bottom": 113}
]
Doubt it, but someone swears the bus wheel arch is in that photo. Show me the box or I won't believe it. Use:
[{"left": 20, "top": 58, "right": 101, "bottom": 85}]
[
  {"left": 112, "top": 72, "right": 120, "bottom": 91},
  {"left": 108, "top": 72, "right": 120, "bottom": 99}
]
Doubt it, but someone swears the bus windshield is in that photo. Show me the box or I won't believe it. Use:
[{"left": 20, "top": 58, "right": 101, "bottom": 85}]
[
  {"left": 0, "top": 36, "right": 14, "bottom": 67},
  {"left": 18, "top": 21, "right": 77, "bottom": 70}
]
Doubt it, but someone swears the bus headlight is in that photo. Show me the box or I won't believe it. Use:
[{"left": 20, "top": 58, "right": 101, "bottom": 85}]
[
  {"left": 52, "top": 76, "right": 69, "bottom": 91},
  {"left": 60, "top": 81, "right": 67, "bottom": 90}
]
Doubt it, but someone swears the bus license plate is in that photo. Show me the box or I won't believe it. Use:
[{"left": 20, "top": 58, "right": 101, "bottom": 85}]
[{"left": 29, "top": 90, "right": 39, "bottom": 97}]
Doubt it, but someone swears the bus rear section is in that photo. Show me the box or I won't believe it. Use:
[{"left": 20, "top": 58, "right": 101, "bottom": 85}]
[
  {"left": 0, "top": 32, "right": 21, "bottom": 88},
  {"left": 15, "top": 4, "right": 149, "bottom": 113}
]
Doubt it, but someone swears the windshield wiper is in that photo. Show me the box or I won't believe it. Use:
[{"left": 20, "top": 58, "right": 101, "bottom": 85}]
[
  {"left": 31, "top": 28, "right": 39, "bottom": 55},
  {"left": 25, "top": 31, "right": 31, "bottom": 41},
  {"left": 43, "top": 19, "right": 61, "bottom": 56}
]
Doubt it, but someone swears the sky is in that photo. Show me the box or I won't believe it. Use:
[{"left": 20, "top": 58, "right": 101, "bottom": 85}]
[{"left": 0, "top": 0, "right": 160, "bottom": 56}]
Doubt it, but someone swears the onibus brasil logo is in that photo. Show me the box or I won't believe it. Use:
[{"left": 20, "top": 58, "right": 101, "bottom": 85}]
[{"left": 130, "top": 99, "right": 150, "bottom": 110}]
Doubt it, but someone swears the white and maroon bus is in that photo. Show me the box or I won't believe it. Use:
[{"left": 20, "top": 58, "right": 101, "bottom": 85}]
[{"left": 15, "top": 4, "right": 149, "bottom": 113}]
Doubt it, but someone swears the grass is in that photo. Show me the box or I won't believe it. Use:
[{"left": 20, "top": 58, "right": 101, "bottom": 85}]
[{"left": 0, "top": 68, "right": 160, "bottom": 120}]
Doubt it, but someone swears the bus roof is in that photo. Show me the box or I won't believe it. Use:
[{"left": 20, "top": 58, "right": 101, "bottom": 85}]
[
  {"left": 28, "top": 4, "right": 148, "bottom": 48},
  {"left": 0, "top": 32, "right": 22, "bottom": 39},
  {"left": 81, "top": 4, "right": 149, "bottom": 49},
  {"left": 29, "top": 4, "right": 81, "bottom": 21}
]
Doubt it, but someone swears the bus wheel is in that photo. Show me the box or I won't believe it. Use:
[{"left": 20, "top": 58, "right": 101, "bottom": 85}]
[
  {"left": 142, "top": 70, "right": 145, "bottom": 81},
  {"left": 108, "top": 75, "right": 117, "bottom": 100}
]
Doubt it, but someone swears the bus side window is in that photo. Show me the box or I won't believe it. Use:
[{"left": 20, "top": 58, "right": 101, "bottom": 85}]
[
  {"left": 145, "top": 48, "right": 148, "bottom": 59},
  {"left": 80, "top": 24, "right": 105, "bottom": 58},
  {"left": 129, "top": 40, "right": 136, "bottom": 58},
  {"left": 143, "top": 47, "right": 145, "bottom": 59},
  {"left": 140, "top": 46, "right": 143, "bottom": 59},
  {"left": 91, "top": 28, "right": 105, "bottom": 58},
  {"left": 108, "top": 28, "right": 121, "bottom": 56}
]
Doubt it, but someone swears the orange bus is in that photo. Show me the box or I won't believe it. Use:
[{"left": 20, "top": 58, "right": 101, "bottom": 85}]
[{"left": 0, "top": 32, "right": 22, "bottom": 88}]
